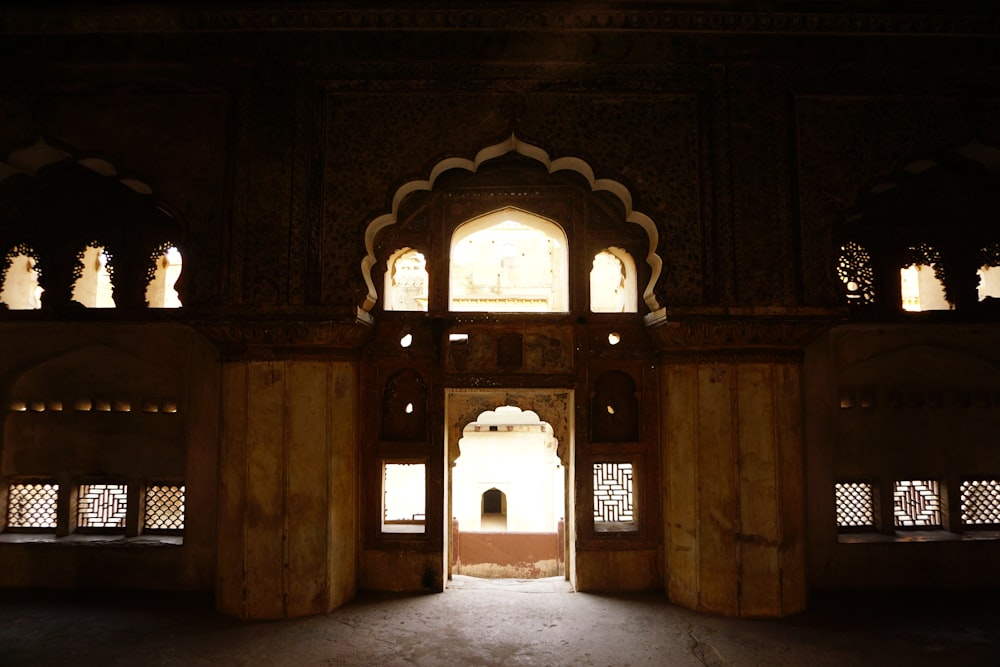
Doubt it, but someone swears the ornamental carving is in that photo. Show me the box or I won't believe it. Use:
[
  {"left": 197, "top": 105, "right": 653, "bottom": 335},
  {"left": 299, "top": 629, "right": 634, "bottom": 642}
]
[
  {"left": 192, "top": 318, "right": 372, "bottom": 353},
  {"left": 647, "top": 308, "right": 841, "bottom": 357},
  {"left": 3, "top": 9, "right": 997, "bottom": 37}
]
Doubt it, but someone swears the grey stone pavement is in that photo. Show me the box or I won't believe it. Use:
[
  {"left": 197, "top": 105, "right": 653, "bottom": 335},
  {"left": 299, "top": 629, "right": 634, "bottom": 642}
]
[{"left": 2, "top": 576, "right": 999, "bottom": 666}]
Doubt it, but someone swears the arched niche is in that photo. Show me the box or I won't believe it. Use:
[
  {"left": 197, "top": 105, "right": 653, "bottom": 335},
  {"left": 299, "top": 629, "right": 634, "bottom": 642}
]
[
  {"left": 381, "top": 369, "right": 428, "bottom": 441},
  {"left": 590, "top": 371, "right": 639, "bottom": 442},
  {"left": 590, "top": 246, "right": 638, "bottom": 313}
]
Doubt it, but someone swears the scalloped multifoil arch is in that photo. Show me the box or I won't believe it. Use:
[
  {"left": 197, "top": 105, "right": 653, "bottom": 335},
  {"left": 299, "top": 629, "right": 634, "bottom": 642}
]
[{"left": 360, "top": 134, "right": 663, "bottom": 316}]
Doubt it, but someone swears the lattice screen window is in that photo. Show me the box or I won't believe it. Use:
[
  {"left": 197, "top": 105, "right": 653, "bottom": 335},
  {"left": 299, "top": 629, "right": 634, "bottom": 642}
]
[
  {"left": 593, "top": 462, "right": 636, "bottom": 532},
  {"left": 77, "top": 483, "right": 128, "bottom": 530},
  {"left": 144, "top": 484, "right": 185, "bottom": 531},
  {"left": 893, "top": 480, "right": 942, "bottom": 528},
  {"left": 961, "top": 479, "right": 1000, "bottom": 527},
  {"left": 835, "top": 482, "right": 876, "bottom": 529},
  {"left": 837, "top": 241, "right": 875, "bottom": 305},
  {"left": 6, "top": 482, "right": 59, "bottom": 529}
]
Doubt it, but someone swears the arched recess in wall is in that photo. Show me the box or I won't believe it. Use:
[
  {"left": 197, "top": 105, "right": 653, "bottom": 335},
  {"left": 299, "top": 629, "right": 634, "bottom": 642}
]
[
  {"left": 359, "top": 134, "right": 663, "bottom": 320},
  {"left": 590, "top": 370, "right": 639, "bottom": 442},
  {"left": 0, "top": 137, "right": 185, "bottom": 315},
  {"left": 381, "top": 369, "right": 428, "bottom": 441},
  {"left": 383, "top": 247, "right": 428, "bottom": 312},
  {"left": 590, "top": 246, "right": 638, "bottom": 313},
  {"left": 835, "top": 140, "right": 1000, "bottom": 318}
]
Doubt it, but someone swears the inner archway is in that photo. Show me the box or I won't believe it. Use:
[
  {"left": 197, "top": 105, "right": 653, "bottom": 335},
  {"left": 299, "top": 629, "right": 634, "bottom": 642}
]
[
  {"left": 444, "top": 390, "right": 574, "bottom": 587},
  {"left": 451, "top": 406, "right": 564, "bottom": 579}
]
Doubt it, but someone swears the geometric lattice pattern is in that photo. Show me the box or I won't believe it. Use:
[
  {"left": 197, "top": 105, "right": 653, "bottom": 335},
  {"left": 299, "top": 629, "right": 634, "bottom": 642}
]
[
  {"left": 893, "top": 480, "right": 942, "bottom": 528},
  {"left": 593, "top": 462, "right": 634, "bottom": 523},
  {"left": 143, "top": 485, "right": 185, "bottom": 531},
  {"left": 6, "top": 482, "right": 59, "bottom": 529},
  {"left": 837, "top": 241, "right": 876, "bottom": 305},
  {"left": 834, "top": 482, "right": 875, "bottom": 528},
  {"left": 961, "top": 479, "right": 1000, "bottom": 526},
  {"left": 77, "top": 484, "right": 128, "bottom": 529}
]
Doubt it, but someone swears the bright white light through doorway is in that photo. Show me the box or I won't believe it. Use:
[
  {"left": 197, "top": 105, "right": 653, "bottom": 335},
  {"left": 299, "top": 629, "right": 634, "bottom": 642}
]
[{"left": 451, "top": 405, "right": 565, "bottom": 579}]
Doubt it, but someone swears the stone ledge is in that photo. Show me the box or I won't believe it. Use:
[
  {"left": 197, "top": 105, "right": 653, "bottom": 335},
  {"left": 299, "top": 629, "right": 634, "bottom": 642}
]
[
  {"left": 838, "top": 530, "right": 1000, "bottom": 544},
  {"left": 0, "top": 533, "right": 183, "bottom": 546}
]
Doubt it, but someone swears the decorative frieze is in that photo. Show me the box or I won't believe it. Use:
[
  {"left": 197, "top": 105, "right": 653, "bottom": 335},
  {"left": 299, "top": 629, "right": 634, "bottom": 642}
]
[
  {"left": 3, "top": 9, "right": 997, "bottom": 37},
  {"left": 648, "top": 307, "right": 842, "bottom": 360},
  {"left": 192, "top": 317, "right": 371, "bottom": 355}
]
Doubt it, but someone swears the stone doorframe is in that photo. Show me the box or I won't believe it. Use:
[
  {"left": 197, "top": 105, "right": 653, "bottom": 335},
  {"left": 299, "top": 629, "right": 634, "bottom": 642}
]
[{"left": 443, "top": 387, "right": 576, "bottom": 586}]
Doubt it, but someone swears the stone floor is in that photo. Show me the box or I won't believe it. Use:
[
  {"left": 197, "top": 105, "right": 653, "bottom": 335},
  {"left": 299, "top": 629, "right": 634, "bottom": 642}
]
[{"left": 2, "top": 576, "right": 999, "bottom": 666}]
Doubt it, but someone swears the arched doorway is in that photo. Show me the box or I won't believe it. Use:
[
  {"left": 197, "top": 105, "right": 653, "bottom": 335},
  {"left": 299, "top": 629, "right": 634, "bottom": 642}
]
[{"left": 446, "top": 398, "right": 572, "bottom": 582}]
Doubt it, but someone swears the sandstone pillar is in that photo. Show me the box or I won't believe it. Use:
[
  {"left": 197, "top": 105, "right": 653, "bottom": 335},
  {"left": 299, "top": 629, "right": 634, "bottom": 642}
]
[
  {"left": 652, "top": 310, "right": 833, "bottom": 617},
  {"left": 216, "top": 358, "right": 357, "bottom": 619}
]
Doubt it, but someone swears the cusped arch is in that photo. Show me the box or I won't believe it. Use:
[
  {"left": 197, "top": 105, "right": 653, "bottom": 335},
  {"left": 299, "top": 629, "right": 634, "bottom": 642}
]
[{"left": 360, "top": 134, "right": 663, "bottom": 317}]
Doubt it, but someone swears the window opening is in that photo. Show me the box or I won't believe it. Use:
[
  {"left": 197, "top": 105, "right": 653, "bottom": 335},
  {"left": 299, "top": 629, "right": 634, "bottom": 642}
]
[
  {"left": 145, "top": 244, "right": 182, "bottom": 308},
  {"left": 977, "top": 243, "right": 1000, "bottom": 302},
  {"left": 71, "top": 243, "right": 115, "bottom": 308},
  {"left": 399, "top": 333, "right": 413, "bottom": 348},
  {"left": 77, "top": 483, "right": 128, "bottom": 530},
  {"left": 384, "top": 248, "right": 428, "bottom": 312},
  {"left": 608, "top": 332, "right": 621, "bottom": 346},
  {"left": 0, "top": 244, "right": 43, "bottom": 310},
  {"left": 590, "top": 248, "right": 637, "bottom": 313},
  {"left": 836, "top": 241, "right": 875, "bottom": 305},
  {"left": 593, "top": 462, "right": 635, "bottom": 532},
  {"left": 143, "top": 484, "right": 185, "bottom": 531},
  {"left": 900, "top": 244, "right": 950, "bottom": 312},
  {"left": 482, "top": 488, "right": 504, "bottom": 514},
  {"left": 961, "top": 479, "right": 1000, "bottom": 527},
  {"left": 6, "top": 482, "right": 58, "bottom": 530},
  {"left": 449, "top": 209, "right": 568, "bottom": 313},
  {"left": 835, "top": 482, "right": 875, "bottom": 530},
  {"left": 382, "top": 463, "right": 425, "bottom": 534},
  {"left": 893, "top": 480, "right": 942, "bottom": 528}
]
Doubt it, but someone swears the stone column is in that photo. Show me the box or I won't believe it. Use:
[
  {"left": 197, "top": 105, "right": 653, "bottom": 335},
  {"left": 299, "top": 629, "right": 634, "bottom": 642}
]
[
  {"left": 205, "top": 321, "right": 367, "bottom": 619},
  {"left": 651, "top": 309, "right": 834, "bottom": 617}
]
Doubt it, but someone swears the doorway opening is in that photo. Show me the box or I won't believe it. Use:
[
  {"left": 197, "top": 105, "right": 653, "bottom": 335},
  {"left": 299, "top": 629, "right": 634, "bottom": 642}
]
[{"left": 444, "top": 390, "right": 575, "bottom": 588}]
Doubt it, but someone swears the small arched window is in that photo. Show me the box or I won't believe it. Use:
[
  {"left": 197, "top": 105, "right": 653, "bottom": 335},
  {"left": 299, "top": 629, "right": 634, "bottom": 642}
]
[
  {"left": 71, "top": 243, "right": 115, "bottom": 308},
  {"left": 0, "top": 244, "right": 43, "bottom": 310},
  {"left": 145, "top": 243, "right": 183, "bottom": 308},
  {"left": 977, "top": 242, "right": 1000, "bottom": 302},
  {"left": 449, "top": 208, "right": 568, "bottom": 313},
  {"left": 482, "top": 488, "right": 505, "bottom": 515},
  {"left": 590, "top": 247, "right": 637, "bottom": 313},
  {"left": 900, "top": 243, "right": 951, "bottom": 312},
  {"left": 384, "top": 248, "right": 428, "bottom": 312}
]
